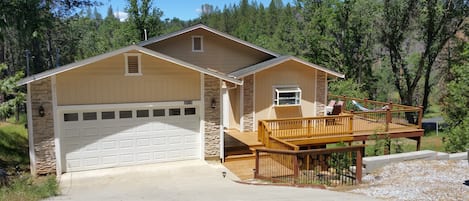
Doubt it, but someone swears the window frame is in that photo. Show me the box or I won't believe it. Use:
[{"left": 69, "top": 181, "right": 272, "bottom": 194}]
[
  {"left": 192, "top": 36, "right": 204, "bottom": 52},
  {"left": 124, "top": 53, "right": 142, "bottom": 76},
  {"left": 273, "top": 86, "right": 302, "bottom": 106}
]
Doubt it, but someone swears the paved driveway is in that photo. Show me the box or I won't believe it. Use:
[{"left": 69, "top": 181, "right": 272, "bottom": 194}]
[{"left": 45, "top": 160, "right": 382, "bottom": 201}]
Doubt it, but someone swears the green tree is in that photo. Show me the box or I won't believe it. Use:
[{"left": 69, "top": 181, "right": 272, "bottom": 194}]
[
  {"left": 442, "top": 43, "right": 469, "bottom": 152},
  {"left": 0, "top": 64, "right": 25, "bottom": 121},
  {"left": 126, "top": 0, "right": 163, "bottom": 41}
]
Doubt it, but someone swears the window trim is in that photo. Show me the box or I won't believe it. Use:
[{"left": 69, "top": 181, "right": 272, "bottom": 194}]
[
  {"left": 124, "top": 53, "right": 142, "bottom": 76},
  {"left": 273, "top": 85, "right": 302, "bottom": 106},
  {"left": 192, "top": 36, "right": 204, "bottom": 52}
]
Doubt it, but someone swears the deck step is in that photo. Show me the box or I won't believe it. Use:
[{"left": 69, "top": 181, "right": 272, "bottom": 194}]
[{"left": 225, "top": 153, "right": 256, "bottom": 162}]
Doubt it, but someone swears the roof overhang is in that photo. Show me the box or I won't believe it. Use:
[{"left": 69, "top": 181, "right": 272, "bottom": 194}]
[
  {"left": 17, "top": 45, "right": 242, "bottom": 86},
  {"left": 229, "top": 56, "right": 345, "bottom": 79},
  {"left": 139, "top": 24, "right": 281, "bottom": 58}
]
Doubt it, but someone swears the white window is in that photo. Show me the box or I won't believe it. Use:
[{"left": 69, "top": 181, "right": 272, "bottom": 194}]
[
  {"left": 192, "top": 36, "right": 203, "bottom": 52},
  {"left": 274, "top": 86, "right": 301, "bottom": 106},
  {"left": 124, "top": 53, "right": 142, "bottom": 76}
]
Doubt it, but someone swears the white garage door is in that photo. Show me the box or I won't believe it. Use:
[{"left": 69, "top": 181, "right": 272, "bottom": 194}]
[{"left": 59, "top": 104, "right": 201, "bottom": 172}]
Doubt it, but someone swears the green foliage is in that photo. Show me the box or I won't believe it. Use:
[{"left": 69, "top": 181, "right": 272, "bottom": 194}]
[
  {"left": 443, "top": 43, "right": 469, "bottom": 152},
  {"left": 0, "top": 64, "right": 25, "bottom": 120},
  {"left": 0, "top": 175, "right": 59, "bottom": 201},
  {"left": 328, "top": 79, "right": 368, "bottom": 99}
]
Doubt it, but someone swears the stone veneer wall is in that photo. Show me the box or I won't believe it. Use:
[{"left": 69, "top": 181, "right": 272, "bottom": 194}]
[
  {"left": 30, "top": 78, "right": 56, "bottom": 175},
  {"left": 242, "top": 75, "right": 254, "bottom": 131},
  {"left": 204, "top": 75, "right": 221, "bottom": 159},
  {"left": 316, "top": 71, "right": 327, "bottom": 116}
]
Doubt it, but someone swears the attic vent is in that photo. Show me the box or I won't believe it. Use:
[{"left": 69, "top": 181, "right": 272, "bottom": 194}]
[{"left": 125, "top": 53, "right": 142, "bottom": 76}]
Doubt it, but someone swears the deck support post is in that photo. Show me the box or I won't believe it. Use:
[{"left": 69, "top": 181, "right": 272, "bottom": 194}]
[
  {"left": 356, "top": 147, "right": 364, "bottom": 184},
  {"left": 293, "top": 155, "right": 299, "bottom": 184},
  {"left": 384, "top": 140, "right": 391, "bottom": 155},
  {"left": 416, "top": 136, "right": 421, "bottom": 151},
  {"left": 254, "top": 150, "right": 259, "bottom": 179}
]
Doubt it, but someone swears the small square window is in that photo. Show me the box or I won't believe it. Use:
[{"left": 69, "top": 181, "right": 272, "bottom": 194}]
[
  {"left": 119, "top": 111, "right": 133, "bottom": 119},
  {"left": 64, "top": 113, "right": 79, "bottom": 121},
  {"left": 192, "top": 36, "right": 203, "bottom": 52},
  {"left": 102, "top": 111, "right": 115, "bottom": 120},
  {"left": 153, "top": 109, "right": 165, "bottom": 117},
  {"left": 169, "top": 108, "right": 181, "bottom": 116},
  {"left": 136, "top": 110, "right": 149, "bottom": 118},
  {"left": 125, "top": 53, "right": 142, "bottom": 76},
  {"left": 83, "top": 112, "right": 97, "bottom": 120},
  {"left": 274, "top": 87, "right": 301, "bottom": 106},
  {"left": 184, "top": 108, "right": 196, "bottom": 115}
]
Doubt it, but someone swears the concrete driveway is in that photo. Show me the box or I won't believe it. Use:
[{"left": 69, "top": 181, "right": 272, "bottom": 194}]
[{"left": 45, "top": 160, "right": 382, "bottom": 201}]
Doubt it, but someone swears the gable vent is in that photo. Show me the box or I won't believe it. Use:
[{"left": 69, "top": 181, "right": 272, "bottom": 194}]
[
  {"left": 127, "top": 56, "right": 139, "bottom": 74},
  {"left": 124, "top": 53, "right": 142, "bottom": 76}
]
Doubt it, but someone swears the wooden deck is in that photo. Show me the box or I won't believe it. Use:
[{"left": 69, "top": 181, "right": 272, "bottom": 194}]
[{"left": 224, "top": 96, "right": 424, "bottom": 180}]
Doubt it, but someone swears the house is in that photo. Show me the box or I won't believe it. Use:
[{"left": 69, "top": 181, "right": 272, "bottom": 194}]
[{"left": 18, "top": 24, "right": 344, "bottom": 175}]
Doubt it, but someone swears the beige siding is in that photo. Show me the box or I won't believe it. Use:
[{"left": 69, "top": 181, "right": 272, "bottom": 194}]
[
  {"left": 255, "top": 60, "right": 317, "bottom": 121},
  {"left": 56, "top": 52, "right": 200, "bottom": 105},
  {"left": 228, "top": 86, "right": 240, "bottom": 130},
  {"left": 144, "top": 29, "right": 274, "bottom": 74}
]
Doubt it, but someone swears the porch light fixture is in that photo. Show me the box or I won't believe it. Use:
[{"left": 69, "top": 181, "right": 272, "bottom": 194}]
[
  {"left": 222, "top": 171, "right": 226, "bottom": 178},
  {"left": 211, "top": 98, "right": 216, "bottom": 109},
  {"left": 38, "top": 105, "right": 45, "bottom": 117}
]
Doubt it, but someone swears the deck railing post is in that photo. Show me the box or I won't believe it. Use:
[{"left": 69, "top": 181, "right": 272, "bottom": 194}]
[
  {"left": 349, "top": 112, "right": 354, "bottom": 134},
  {"left": 385, "top": 108, "right": 391, "bottom": 132},
  {"left": 418, "top": 106, "right": 423, "bottom": 129},
  {"left": 258, "top": 121, "right": 262, "bottom": 142}
]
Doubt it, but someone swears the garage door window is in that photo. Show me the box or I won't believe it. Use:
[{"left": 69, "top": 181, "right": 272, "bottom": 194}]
[
  {"left": 64, "top": 113, "right": 79, "bottom": 121},
  {"left": 83, "top": 112, "right": 97, "bottom": 120},
  {"left": 169, "top": 108, "right": 181, "bottom": 116},
  {"left": 184, "top": 108, "right": 196, "bottom": 115},
  {"left": 136, "top": 110, "right": 149, "bottom": 118},
  {"left": 153, "top": 109, "right": 165, "bottom": 117},
  {"left": 119, "top": 111, "right": 133, "bottom": 119},
  {"left": 102, "top": 111, "right": 115, "bottom": 120}
]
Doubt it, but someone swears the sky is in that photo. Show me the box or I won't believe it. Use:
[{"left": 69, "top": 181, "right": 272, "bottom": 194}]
[{"left": 97, "top": 0, "right": 293, "bottom": 21}]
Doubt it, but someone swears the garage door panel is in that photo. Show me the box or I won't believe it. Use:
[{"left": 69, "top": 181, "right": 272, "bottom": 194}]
[{"left": 60, "top": 105, "right": 201, "bottom": 172}]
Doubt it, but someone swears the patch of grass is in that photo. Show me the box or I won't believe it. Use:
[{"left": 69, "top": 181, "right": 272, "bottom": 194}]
[
  {"left": 6, "top": 113, "right": 27, "bottom": 125},
  {"left": 424, "top": 104, "right": 441, "bottom": 119},
  {"left": 0, "top": 122, "right": 29, "bottom": 170},
  {"left": 0, "top": 174, "right": 59, "bottom": 201}
]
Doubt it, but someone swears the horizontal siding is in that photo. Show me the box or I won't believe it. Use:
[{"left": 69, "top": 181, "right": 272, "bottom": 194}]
[
  {"left": 56, "top": 52, "right": 200, "bottom": 105},
  {"left": 145, "top": 29, "right": 274, "bottom": 74},
  {"left": 255, "top": 60, "right": 317, "bottom": 121}
]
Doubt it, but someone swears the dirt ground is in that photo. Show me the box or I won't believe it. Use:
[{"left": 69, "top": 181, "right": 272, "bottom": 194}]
[{"left": 347, "top": 160, "right": 469, "bottom": 201}]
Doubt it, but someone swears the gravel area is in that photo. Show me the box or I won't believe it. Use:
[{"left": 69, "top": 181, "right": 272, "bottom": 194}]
[{"left": 350, "top": 160, "right": 469, "bottom": 201}]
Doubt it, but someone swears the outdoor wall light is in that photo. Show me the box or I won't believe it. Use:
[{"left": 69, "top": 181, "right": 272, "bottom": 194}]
[
  {"left": 38, "top": 105, "right": 45, "bottom": 117},
  {"left": 211, "top": 98, "right": 216, "bottom": 109},
  {"left": 222, "top": 171, "right": 226, "bottom": 178}
]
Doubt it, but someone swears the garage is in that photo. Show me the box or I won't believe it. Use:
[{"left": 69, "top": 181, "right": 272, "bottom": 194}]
[{"left": 59, "top": 103, "right": 201, "bottom": 172}]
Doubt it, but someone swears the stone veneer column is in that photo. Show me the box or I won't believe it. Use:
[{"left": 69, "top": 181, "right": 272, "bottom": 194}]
[
  {"left": 30, "top": 78, "right": 56, "bottom": 175},
  {"left": 242, "top": 75, "right": 254, "bottom": 131},
  {"left": 204, "top": 76, "right": 221, "bottom": 159},
  {"left": 316, "top": 71, "right": 327, "bottom": 116}
]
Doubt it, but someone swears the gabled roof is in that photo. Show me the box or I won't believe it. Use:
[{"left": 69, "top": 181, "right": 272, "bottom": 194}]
[
  {"left": 17, "top": 45, "right": 242, "bottom": 86},
  {"left": 139, "top": 24, "right": 280, "bottom": 58},
  {"left": 228, "top": 56, "right": 345, "bottom": 79}
]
